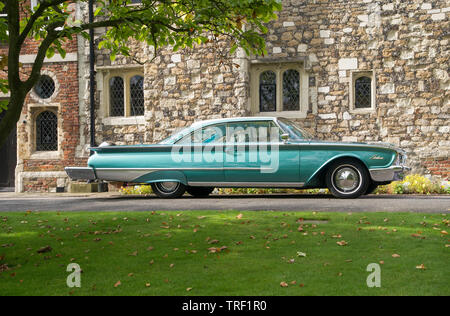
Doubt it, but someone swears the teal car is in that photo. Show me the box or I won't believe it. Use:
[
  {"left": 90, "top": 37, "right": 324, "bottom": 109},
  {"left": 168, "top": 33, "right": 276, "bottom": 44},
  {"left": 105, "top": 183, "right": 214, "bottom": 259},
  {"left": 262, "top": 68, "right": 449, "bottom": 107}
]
[{"left": 65, "top": 117, "right": 409, "bottom": 199}]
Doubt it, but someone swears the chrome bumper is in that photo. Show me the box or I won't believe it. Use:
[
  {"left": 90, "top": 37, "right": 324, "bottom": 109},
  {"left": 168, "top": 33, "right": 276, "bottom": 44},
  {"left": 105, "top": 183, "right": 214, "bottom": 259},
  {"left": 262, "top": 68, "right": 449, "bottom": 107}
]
[
  {"left": 369, "top": 165, "right": 411, "bottom": 183},
  {"left": 65, "top": 167, "right": 97, "bottom": 181}
]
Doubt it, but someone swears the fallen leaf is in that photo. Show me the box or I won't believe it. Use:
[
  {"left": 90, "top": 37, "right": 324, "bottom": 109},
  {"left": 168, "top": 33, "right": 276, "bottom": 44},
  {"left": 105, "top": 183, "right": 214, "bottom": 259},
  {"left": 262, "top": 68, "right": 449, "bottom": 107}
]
[
  {"left": 280, "top": 282, "right": 288, "bottom": 288},
  {"left": 236, "top": 213, "right": 243, "bottom": 219},
  {"left": 186, "top": 287, "right": 192, "bottom": 292},
  {"left": 440, "top": 230, "right": 448, "bottom": 235},
  {"left": 145, "top": 283, "right": 151, "bottom": 287},
  {"left": 37, "top": 246, "right": 52, "bottom": 253},
  {"left": 416, "top": 264, "right": 426, "bottom": 270},
  {"left": 297, "top": 252, "right": 307, "bottom": 257},
  {"left": 114, "top": 281, "right": 121, "bottom": 288},
  {"left": 129, "top": 251, "right": 138, "bottom": 256},
  {"left": 336, "top": 240, "right": 348, "bottom": 246},
  {"left": 208, "top": 239, "right": 219, "bottom": 244},
  {"left": 169, "top": 264, "right": 175, "bottom": 268},
  {"left": 128, "top": 273, "right": 134, "bottom": 277},
  {"left": 392, "top": 254, "right": 401, "bottom": 258}
]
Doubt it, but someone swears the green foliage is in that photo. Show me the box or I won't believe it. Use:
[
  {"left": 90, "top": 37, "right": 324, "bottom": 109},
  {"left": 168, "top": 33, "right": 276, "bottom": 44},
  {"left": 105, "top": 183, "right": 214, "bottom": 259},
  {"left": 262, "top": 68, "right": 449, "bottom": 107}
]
[
  {"left": 0, "top": 0, "right": 282, "bottom": 96},
  {"left": 120, "top": 185, "right": 153, "bottom": 195},
  {"left": 375, "top": 174, "right": 449, "bottom": 195}
]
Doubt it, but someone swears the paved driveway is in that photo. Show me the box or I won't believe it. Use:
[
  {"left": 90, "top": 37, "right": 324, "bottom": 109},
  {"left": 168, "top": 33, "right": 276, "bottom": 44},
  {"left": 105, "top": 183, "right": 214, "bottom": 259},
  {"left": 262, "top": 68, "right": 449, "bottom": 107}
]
[{"left": 0, "top": 193, "right": 448, "bottom": 213}]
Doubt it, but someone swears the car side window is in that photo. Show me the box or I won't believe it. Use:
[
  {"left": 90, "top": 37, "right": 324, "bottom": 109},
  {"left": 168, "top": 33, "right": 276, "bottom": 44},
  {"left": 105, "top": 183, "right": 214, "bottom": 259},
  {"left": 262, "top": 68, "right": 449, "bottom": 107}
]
[
  {"left": 176, "top": 124, "right": 226, "bottom": 145},
  {"left": 227, "top": 121, "right": 282, "bottom": 144}
]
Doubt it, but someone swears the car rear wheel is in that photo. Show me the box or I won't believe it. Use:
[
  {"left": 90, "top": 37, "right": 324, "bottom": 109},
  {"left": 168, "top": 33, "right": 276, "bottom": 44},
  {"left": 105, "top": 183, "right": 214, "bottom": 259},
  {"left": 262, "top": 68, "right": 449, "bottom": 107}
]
[
  {"left": 186, "top": 186, "right": 215, "bottom": 198},
  {"left": 151, "top": 182, "right": 186, "bottom": 199},
  {"left": 326, "top": 160, "right": 369, "bottom": 199}
]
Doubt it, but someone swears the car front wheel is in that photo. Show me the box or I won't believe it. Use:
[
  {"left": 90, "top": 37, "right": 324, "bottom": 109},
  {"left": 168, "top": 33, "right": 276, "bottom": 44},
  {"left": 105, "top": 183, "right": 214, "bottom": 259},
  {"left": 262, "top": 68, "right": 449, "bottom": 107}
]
[
  {"left": 326, "top": 160, "right": 369, "bottom": 199},
  {"left": 151, "top": 182, "right": 186, "bottom": 199}
]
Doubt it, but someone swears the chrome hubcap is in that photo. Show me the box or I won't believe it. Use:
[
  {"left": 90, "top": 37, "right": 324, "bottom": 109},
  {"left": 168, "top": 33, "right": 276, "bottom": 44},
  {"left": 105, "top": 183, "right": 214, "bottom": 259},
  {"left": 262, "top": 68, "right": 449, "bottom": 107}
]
[
  {"left": 333, "top": 166, "right": 360, "bottom": 193},
  {"left": 157, "top": 182, "right": 180, "bottom": 193}
]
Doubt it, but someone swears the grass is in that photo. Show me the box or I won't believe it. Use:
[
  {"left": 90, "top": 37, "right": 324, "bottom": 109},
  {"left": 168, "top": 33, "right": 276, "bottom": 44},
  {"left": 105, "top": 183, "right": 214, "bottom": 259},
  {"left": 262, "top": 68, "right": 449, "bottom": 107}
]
[{"left": 0, "top": 210, "right": 449, "bottom": 296}]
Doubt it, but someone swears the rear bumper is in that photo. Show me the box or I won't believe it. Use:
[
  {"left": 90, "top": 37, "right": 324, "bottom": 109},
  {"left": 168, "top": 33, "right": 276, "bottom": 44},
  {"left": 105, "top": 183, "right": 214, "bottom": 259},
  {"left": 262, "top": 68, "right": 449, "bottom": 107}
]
[
  {"left": 65, "top": 167, "right": 97, "bottom": 181},
  {"left": 369, "top": 165, "right": 411, "bottom": 183}
]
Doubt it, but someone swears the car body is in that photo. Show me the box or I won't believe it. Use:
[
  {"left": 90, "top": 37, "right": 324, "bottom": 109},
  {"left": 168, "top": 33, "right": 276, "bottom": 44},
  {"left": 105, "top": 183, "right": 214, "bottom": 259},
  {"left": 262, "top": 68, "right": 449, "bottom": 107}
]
[{"left": 65, "top": 117, "right": 410, "bottom": 198}]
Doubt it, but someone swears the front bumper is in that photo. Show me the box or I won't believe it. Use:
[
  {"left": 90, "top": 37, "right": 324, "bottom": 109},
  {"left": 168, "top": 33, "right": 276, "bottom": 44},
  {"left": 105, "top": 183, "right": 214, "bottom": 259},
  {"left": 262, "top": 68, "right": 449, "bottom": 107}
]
[
  {"left": 65, "top": 167, "right": 97, "bottom": 181},
  {"left": 369, "top": 165, "right": 411, "bottom": 183}
]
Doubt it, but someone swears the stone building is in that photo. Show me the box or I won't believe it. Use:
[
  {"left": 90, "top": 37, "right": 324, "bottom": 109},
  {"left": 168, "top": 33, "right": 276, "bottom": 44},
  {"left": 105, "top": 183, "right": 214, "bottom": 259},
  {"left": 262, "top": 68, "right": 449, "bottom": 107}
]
[{"left": 0, "top": 0, "right": 448, "bottom": 193}]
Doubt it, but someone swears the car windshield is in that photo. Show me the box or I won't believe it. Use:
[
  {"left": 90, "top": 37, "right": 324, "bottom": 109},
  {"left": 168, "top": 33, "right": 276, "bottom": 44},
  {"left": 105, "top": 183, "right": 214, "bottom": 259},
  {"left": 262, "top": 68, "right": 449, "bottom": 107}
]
[{"left": 277, "top": 118, "right": 315, "bottom": 140}]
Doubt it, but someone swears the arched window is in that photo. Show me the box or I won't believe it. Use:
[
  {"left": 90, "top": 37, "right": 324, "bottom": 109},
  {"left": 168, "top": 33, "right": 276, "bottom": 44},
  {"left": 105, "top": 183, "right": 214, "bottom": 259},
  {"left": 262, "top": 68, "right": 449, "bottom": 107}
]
[
  {"left": 282, "top": 69, "right": 300, "bottom": 111},
  {"left": 354, "top": 76, "right": 372, "bottom": 109},
  {"left": 109, "top": 76, "right": 124, "bottom": 117},
  {"left": 36, "top": 111, "right": 57, "bottom": 151},
  {"left": 130, "top": 75, "right": 144, "bottom": 116},
  {"left": 259, "top": 71, "right": 277, "bottom": 112}
]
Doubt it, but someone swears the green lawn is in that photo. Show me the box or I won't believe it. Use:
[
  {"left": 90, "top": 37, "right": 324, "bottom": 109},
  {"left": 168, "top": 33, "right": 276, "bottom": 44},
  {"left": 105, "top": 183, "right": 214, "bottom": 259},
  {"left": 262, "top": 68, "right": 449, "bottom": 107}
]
[{"left": 0, "top": 210, "right": 448, "bottom": 296}]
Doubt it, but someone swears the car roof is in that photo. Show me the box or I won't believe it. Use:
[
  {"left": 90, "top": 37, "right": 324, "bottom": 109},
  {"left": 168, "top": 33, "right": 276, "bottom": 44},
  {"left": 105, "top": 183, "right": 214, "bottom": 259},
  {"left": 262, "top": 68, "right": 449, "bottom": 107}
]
[{"left": 191, "top": 116, "right": 279, "bottom": 127}]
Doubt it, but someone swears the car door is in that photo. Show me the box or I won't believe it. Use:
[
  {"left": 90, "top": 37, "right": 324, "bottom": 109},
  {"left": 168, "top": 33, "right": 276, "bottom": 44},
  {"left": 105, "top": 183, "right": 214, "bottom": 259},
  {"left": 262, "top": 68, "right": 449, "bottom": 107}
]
[
  {"left": 224, "top": 121, "right": 300, "bottom": 185},
  {"left": 173, "top": 123, "right": 226, "bottom": 183}
]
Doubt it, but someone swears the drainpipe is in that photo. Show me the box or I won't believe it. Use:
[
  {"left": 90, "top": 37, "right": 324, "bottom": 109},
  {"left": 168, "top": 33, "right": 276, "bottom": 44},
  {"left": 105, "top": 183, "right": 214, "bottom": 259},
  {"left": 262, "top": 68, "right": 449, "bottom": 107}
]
[{"left": 88, "top": 0, "right": 96, "bottom": 152}]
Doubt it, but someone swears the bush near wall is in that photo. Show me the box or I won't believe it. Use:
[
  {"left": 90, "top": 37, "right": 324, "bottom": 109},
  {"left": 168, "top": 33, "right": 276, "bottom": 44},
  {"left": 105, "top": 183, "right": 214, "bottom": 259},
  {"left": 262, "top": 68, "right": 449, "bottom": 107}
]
[{"left": 375, "top": 174, "right": 450, "bottom": 195}]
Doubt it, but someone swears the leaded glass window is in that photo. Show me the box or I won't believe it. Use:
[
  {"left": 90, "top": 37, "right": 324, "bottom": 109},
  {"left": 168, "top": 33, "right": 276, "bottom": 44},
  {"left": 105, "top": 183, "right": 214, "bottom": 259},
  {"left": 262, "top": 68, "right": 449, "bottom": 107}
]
[
  {"left": 34, "top": 75, "right": 55, "bottom": 99},
  {"left": 355, "top": 76, "right": 371, "bottom": 109},
  {"left": 282, "top": 69, "right": 300, "bottom": 111},
  {"left": 36, "top": 111, "right": 57, "bottom": 151},
  {"left": 259, "top": 71, "right": 276, "bottom": 112},
  {"left": 130, "top": 75, "right": 144, "bottom": 116},
  {"left": 109, "top": 77, "right": 124, "bottom": 117}
]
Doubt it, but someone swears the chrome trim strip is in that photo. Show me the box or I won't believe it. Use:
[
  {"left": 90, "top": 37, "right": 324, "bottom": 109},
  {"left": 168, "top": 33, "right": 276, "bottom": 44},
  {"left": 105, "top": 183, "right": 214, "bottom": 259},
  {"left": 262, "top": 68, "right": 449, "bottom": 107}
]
[
  {"left": 93, "top": 167, "right": 274, "bottom": 183},
  {"left": 94, "top": 167, "right": 270, "bottom": 172},
  {"left": 188, "top": 182, "right": 305, "bottom": 188}
]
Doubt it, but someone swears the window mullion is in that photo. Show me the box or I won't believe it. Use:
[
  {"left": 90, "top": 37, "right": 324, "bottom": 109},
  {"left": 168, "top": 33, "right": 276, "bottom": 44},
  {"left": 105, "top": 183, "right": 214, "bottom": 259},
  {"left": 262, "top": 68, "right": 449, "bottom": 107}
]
[{"left": 276, "top": 69, "right": 282, "bottom": 112}]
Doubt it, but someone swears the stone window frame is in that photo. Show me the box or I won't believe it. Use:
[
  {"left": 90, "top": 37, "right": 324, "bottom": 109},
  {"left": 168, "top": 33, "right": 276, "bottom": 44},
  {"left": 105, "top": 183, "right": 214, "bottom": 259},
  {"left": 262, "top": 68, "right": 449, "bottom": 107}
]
[
  {"left": 29, "top": 70, "right": 60, "bottom": 104},
  {"left": 250, "top": 62, "right": 309, "bottom": 119},
  {"left": 102, "top": 68, "right": 145, "bottom": 122},
  {"left": 349, "top": 70, "right": 376, "bottom": 114},
  {"left": 27, "top": 104, "right": 62, "bottom": 160}
]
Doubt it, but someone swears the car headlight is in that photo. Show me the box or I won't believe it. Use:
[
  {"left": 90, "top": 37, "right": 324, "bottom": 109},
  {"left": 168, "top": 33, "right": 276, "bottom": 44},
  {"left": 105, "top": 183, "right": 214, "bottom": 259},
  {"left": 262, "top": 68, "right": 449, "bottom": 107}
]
[{"left": 395, "top": 152, "right": 407, "bottom": 165}]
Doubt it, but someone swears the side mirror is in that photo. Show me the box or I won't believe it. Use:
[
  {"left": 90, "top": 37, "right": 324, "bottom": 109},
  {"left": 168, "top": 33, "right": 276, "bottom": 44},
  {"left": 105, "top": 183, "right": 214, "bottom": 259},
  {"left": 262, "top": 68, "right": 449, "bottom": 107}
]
[{"left": 281, "top": 133, "right": 290, "bottom": 143}]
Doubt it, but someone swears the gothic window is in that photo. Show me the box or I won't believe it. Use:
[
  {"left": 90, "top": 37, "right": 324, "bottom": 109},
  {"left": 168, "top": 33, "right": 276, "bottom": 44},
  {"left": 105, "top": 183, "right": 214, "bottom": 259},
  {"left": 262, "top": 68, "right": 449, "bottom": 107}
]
[
  {"left": 34, "top": 75, "right": 55, "bottom": 99},
  {"left": 259, "top": 71, "right": 276, "bottom": 112},
  {"left": 354, "top": 76, "right": 372, "bottom": 109},
  {"left": 36, "top": 111, "right": 58, "bottom": 151},
  {"left": 130, "top": 75, "right": 144, "bottom": 116},
  {"left": 109, "top": 76, "right": 125, "bottom": 117},
  {"left": 107, "top": 72, "right": 144, "bottom": 117},
  {"left": 282, "top": 69, "right": 300, "bottom": 111}
]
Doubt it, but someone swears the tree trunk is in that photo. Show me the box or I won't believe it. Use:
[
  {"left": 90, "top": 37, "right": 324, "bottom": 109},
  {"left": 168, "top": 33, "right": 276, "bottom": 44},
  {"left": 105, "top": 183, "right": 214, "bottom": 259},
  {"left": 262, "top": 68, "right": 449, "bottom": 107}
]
[{"left": 0, "top": 90, "right": 26, "bottom": 148}]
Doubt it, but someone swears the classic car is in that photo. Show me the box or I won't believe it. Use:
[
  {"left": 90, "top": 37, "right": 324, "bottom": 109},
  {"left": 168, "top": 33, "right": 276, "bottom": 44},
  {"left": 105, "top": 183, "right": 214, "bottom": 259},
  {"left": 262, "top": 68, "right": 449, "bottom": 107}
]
[{"left": 65, "top": 117, "right": 409, "bottom": 199}]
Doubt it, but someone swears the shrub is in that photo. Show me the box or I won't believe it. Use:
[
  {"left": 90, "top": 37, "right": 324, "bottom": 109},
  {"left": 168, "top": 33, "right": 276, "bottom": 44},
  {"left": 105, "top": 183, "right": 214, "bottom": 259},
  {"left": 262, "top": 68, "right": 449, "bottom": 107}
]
[{"left": 375, "top": 174, "right": 449, "bottom": 195}]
